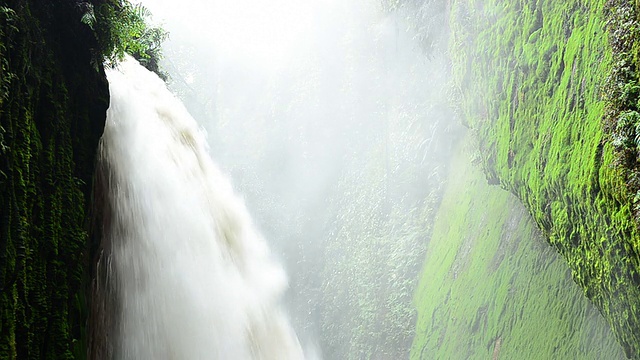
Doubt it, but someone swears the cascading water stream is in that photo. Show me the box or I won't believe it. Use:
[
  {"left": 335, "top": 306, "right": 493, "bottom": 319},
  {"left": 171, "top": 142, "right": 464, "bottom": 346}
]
[{"left": 89, "top": 56, "right": 304, "bottom": 359}]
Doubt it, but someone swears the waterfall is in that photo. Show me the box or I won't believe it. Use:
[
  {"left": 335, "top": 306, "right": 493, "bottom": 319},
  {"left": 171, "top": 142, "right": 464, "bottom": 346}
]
[{"left": 89, "top": 56, "right": 304, "bottom": 360}]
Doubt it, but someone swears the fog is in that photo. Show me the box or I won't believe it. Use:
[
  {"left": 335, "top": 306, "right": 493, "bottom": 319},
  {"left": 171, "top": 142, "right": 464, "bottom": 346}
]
[{"left": 138, "top": 0, "right": 457, "bottom": 357}]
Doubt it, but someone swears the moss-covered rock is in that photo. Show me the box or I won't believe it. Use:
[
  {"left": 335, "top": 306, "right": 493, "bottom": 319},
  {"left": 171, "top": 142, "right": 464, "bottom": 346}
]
[
  {"left": 411, "top": 136, "right": 625, "bottom": 359},
  {"left": 449, "top": 0, "right": 640, "bottom": 357},
  {"left": 0, "top": 1, "right": 108, "bottom": 358}
]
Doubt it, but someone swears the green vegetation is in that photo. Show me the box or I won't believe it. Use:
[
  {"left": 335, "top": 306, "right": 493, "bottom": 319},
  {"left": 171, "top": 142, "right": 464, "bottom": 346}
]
[
  {"left": 0, "top": 1, "right": 109, "bottom": 358},
  {"left": 320, "top": 148, "right": 438, "bottom": 359},
  {"left": 89, "top": 1, "right": 167, "bottom": 76},
  {"left": 411, "top": 141, "right": 625, "bottom": 359},
  {"left": 0, "top": 1, "right": 165, "bottom": 358},
  {"left": 312, "top": 36, "right": 461, "bottom": 356},
  {"left": 0, "top": 6, "right": 16, "bottom": 106},
  {"left": 448, "top": 0, "right": 640, "bottom": 356},
  {"left": 605, "top": 0, "right": 640, "bottom": 211}
]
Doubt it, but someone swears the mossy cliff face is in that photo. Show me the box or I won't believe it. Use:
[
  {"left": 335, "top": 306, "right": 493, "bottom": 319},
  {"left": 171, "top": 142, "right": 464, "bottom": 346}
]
[
  {"left": 0, "top": 1, "right": 108, "bottom": 358},
  {"left": 449, "top": 0, "right": 640, "bottom": 357},
  {"left": 411, "top": 137, "right": 625, "bottom": 359}
]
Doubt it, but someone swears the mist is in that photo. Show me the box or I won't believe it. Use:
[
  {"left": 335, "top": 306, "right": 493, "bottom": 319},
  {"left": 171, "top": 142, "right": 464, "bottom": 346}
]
[
  {"left": 136, "top": 0, "right": 457, "bottom": 357},
  {"left": 0, "top": 0, "right": 633, "bottom": 358}
]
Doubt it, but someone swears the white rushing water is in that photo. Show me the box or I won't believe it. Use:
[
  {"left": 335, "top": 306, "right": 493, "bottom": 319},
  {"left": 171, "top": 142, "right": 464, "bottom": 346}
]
[
  {"left": 130, "top": 1, "right": 452, "bottom": 356},
  {"left": 94, "top": 56, "right": 304, "bottom": 359}
]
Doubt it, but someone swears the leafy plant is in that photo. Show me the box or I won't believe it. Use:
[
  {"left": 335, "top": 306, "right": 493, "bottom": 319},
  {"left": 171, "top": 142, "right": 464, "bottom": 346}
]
[
  {"left": 613, "top": 110, "right": 640, "bottom": 148},
  {"left": 0, "top": 6, "right": 16, "bottom": 102},
  {"left": 88, "top": 1, "right": 168, "bottom": 76},
  {"left": 0, "top": 6, "right": 17, "bottom": 156}
]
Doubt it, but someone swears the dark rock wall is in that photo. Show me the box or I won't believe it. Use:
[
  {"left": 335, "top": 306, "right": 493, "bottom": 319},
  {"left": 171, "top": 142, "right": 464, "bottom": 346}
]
[{"left": 0, "top": 1, "right": 108, "bottom": 358}]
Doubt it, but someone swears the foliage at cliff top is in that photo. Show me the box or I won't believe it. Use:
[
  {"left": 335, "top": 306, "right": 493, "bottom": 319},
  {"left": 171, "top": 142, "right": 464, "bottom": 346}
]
[{"left": 86, "top": 0, "right": 167, "bottom": 76}]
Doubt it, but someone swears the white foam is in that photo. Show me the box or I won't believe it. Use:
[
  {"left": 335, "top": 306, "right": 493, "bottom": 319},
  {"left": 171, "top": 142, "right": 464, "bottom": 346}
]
[{"left": 98, "top": 56, "right": 304, "bottom": 360}]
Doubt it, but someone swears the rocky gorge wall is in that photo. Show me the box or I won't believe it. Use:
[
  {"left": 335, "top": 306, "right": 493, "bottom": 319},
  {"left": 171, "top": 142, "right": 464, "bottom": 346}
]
[{"left": 0, "top": 1, "right": 108, "bottom": 358}]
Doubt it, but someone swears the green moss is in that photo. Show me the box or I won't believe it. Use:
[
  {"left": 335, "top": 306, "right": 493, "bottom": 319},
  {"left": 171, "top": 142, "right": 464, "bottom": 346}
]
[
  {"left": 411, "top": 139, "right": 625, "bottom": 359},
  {"left": 448, "top": 0, "right": 640, "bottom": 357},
  {"left": 0, "top": 1, "right": 108, "bottom": 358}
]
